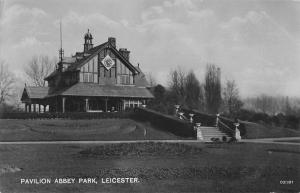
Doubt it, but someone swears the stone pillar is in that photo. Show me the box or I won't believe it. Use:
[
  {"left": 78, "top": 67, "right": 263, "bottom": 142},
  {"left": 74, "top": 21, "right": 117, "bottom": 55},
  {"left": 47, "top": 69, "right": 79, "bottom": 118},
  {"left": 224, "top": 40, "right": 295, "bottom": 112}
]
[
  {"left": 122, "top": 100, "right": 126, "bottom": 111},
  {"left": 85, "top": 98, "right": 89, "bottom": 112},
  {"left": 105, "top": 98, "right": 108, "bottom": 112},
  {"left": 194, "top": 123, "right": 203, "bottom": 141},
  {"left": 234, "top": 123, "right": 241, "bottom": 141},
  {"left": 189, "top": 113, "right": 194, "bottom": 123},
  {"left": 62, "top": 97, "right": 66, "bottom": 113},
  {"left": 174, "top": 105, "right": 180, "bottom": 116},
  {"left": 178, "top": 112, "right": 184, "bottom": 120},
  {"left": 216, "top": 113, "right": 220, "bottom": 127}
]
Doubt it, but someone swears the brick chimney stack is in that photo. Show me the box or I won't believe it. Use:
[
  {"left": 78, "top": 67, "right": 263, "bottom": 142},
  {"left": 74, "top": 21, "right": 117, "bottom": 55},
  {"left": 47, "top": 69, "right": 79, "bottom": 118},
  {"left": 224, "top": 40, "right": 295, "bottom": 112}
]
[
  {"left": 108, "top": 37, "right": 116, "bottom": 48},
  {"left": 119, "top": 48, "right": 130, "bottom": 61}
]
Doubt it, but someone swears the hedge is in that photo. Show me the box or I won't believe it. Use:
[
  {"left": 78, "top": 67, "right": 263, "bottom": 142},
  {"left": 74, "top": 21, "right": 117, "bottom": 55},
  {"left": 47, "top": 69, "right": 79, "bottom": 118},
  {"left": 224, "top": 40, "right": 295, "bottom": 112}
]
[
  {"left": 0, "top": 111, "right": 134, "bottom": 119},
  {"left": 133, "top": 108, "right": 196, "bottom": 138}
]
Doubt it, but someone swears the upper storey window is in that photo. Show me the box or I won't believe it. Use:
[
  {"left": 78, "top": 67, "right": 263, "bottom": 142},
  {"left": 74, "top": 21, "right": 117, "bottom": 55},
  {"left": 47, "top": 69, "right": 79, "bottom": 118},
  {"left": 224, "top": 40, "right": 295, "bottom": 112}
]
[
  {"left": 79, "top": 55, "right": 98, "bottom": 83},
  {"left": 116, "top": 60, "right": 133, "bottom": 85}
]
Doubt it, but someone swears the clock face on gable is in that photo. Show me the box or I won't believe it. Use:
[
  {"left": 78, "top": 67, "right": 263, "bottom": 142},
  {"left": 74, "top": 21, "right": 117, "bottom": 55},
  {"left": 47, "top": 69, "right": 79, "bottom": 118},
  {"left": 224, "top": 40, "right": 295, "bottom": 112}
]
[{"left": 101, "top": 54, "right": 115, "bottom": 70}]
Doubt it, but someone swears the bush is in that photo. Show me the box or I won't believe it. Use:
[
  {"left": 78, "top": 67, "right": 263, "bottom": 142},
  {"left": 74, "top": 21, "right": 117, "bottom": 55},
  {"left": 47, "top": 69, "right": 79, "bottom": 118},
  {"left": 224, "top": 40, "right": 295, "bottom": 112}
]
[
  {"left": 236, "top": 109, "right": 300, "bottom": 130},
  {"left": 285, "top": 115, "right": 299, "bottom": 130}
]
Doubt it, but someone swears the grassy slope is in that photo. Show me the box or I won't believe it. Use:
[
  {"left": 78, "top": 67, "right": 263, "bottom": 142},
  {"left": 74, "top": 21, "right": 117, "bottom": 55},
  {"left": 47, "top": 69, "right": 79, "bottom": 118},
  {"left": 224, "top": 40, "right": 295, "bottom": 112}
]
[
  {"left": 242, "top": 121, "right": 300, "bottom": 139},
  {"left": 0, "top": 119, "right": 183, "bottom": 141},
  {"left": 0, "top": 142, "right": 299, "bottom": 192}
]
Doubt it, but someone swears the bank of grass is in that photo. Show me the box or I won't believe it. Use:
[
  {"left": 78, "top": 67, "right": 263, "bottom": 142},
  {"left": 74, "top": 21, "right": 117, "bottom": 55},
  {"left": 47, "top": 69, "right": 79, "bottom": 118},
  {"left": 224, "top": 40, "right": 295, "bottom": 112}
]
[
  {"left": 242, "top": 121, "right": 300, "bottom": 139},
  {"left": 0, "top": 119, "right": 183, "bottom": 141},
  {"left": 0, "top": 142, "right": 299, "bottom": 192}
]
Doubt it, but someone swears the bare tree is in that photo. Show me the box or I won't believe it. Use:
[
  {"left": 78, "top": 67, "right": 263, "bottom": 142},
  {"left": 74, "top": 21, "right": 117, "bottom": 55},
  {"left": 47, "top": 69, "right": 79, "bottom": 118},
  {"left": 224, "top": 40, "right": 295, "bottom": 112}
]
[
  {"left": 24, "top": 55, "right": 56, "bottom": 87},
  {"left": 146, "top": 72, "right": 157, "bottom": 87},
  {"left": 223, "top": 80, "right": 243, "bottom": 115},
  {"left": 0, "top": 61, "right": 16, "bottom": 104},
  {"left": 204, "top": 64, "right": 222, "bottom": 114},
  {"left": 168, "top": 67, "right": 186, "bottom": 104}
]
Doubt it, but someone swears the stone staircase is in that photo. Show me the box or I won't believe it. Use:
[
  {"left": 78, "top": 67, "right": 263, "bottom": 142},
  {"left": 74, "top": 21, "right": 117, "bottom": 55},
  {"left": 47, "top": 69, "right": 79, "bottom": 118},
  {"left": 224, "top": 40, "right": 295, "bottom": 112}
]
[{"left": 198, "top": 126, "right": 229, "bottom": 142}]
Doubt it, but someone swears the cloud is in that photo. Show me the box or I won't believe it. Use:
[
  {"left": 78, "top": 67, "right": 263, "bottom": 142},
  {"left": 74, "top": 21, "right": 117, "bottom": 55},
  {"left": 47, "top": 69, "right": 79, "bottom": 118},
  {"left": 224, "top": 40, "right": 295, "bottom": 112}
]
[
  {"left": 0, "top": 4, "right": 47, "bottom": 26},
  {"left": 58, "top": 11, "right": 121, "bottom": 29},
  {"left": 13, "top": 36, "right": 50, "bottom": 49},
  {"left": 0, "top": 0, "right": 298, "bottom": 97}
]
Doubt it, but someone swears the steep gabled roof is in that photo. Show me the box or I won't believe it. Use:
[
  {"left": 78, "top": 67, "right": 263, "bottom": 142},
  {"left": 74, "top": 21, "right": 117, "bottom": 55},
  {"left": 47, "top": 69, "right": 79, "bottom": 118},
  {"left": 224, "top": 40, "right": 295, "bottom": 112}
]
[
  {"left": 109, "top": 45, "right": 139, "bottom": 74},
  {"left": 62, "top": 41, "right": 139, "bottom": 73},
  {"left": 67, "top": 42, "right": 108, "bottom": 71},
  {"left": 45, "top": 38, "right": 141, "bottom": 80}
]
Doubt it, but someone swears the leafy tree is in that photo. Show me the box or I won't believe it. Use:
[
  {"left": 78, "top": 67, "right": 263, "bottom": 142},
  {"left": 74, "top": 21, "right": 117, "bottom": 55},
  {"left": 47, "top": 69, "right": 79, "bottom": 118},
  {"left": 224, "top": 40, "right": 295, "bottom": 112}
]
[{"left": 185, "top": 71, "right": 204, "bottom": 110}]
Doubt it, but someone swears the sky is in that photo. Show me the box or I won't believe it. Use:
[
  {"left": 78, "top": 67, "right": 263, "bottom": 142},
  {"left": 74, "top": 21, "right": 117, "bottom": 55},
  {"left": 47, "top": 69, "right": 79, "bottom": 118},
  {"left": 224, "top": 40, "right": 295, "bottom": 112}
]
[{"left": 0, "top": 0, "right": 299, "bottom": 97}]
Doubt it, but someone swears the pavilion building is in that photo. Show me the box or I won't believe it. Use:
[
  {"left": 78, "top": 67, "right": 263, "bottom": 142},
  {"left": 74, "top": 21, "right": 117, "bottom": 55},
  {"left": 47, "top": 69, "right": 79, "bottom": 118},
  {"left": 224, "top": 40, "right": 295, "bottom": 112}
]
[{"left": 21, "top": 30, "right": 154, "bottom": 113}]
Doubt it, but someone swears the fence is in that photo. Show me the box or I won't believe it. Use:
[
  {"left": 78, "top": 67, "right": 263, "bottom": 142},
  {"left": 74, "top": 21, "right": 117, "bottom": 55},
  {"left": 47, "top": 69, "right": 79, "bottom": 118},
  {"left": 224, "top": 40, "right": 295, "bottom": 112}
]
[
  {"left": 181, "top": 108, "right": 216, "bottom": 126},
  {"left": 181, "top": 108, "right": 246, "bottom": 137}
]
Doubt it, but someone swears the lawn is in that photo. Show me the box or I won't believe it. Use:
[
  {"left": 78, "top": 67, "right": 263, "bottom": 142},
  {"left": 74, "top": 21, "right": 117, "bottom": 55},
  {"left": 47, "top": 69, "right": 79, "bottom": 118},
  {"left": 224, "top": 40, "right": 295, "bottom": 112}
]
[
  {"left": 0, "top": 119, "right": 299, "bottom": 192},
  {"left": 1, "top": 119, "right": 299, "bottom": 141},
  {"left": 0, "top": 142, "right": 299, "bottom": 193},
  {"left": 242, "top": 121, "right": 300, "bottom": 139},
  {"left": 0, "top": 119, "right": 184, "bottom": 141}
]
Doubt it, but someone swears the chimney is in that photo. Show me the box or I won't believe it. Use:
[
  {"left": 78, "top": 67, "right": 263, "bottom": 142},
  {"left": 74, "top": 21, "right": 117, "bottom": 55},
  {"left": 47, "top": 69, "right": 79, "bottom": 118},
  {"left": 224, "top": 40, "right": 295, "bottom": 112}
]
[
  {"left": 119, "top": 48, "right": 130, "bottom": 61},
  {"left": 108, "top": 37, "right": 116, "bottom": 48}
]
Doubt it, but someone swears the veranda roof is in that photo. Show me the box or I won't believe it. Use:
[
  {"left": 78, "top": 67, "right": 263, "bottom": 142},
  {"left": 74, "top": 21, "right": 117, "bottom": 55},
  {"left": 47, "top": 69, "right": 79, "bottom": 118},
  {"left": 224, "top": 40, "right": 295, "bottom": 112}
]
[
  {"left": 47, "top": 83, "right": 154, "bottom": 99},
  {"left": 21, "top": 86, "right": 49, "bottom": 100}
]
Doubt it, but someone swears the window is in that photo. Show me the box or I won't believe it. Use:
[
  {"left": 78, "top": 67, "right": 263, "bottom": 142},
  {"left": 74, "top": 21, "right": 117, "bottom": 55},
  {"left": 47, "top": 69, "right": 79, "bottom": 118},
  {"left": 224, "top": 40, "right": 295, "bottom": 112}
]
[
  {"left": 89, "top": 74, "right": 93, "bottom": 82},
  {"left": 80, "top": 73, "right": 83, "bottom": 82},
  {"left": 117, "top": 60, "right": 121, "bottom": 74},
  {"left": 94, "top": 58, "right": 97, "bottom": 72},
  {"left": 84, "top": 74, "right": 88, "bottom": 82},
  {"left": 129, "top": 75, "right": 133, "bottom": 84},
  {"left": 93, "top": 74, "right": 98, "bottom": 83}
]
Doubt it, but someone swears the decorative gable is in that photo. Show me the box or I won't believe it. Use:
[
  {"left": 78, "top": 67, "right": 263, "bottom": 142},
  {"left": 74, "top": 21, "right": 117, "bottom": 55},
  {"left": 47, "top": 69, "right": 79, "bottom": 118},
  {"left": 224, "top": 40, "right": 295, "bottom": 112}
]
[{"left": 102, "top": 54, "right": 115, "bottom": 70}]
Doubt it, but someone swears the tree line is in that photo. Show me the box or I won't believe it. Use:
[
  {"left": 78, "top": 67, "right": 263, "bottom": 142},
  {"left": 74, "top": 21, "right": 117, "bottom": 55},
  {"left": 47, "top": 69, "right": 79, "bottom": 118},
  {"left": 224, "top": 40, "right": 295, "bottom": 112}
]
[
  {"left": 147, "top": 64, "right": 243, "bottom": 117},
  {"left": 1, "top": 55, "right": 299, "bottom": 121}
]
